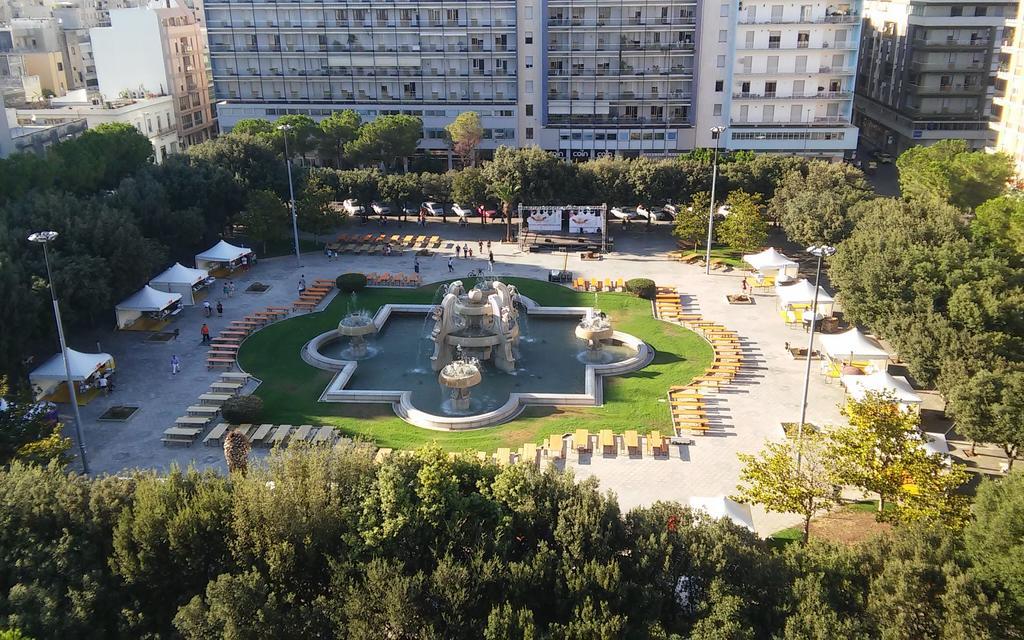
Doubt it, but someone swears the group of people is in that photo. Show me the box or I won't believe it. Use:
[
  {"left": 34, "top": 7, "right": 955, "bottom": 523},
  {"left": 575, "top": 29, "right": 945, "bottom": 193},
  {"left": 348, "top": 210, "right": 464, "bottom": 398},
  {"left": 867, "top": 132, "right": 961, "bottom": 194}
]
[
  {"left": 447, "top": 241, "right": 496, "bottom": 273},
  {"left": 221, "top": 280, "right": 237, "bottom": 297},
  {"left": 202, "top": 299, "right": 225, "bottom": 318}
]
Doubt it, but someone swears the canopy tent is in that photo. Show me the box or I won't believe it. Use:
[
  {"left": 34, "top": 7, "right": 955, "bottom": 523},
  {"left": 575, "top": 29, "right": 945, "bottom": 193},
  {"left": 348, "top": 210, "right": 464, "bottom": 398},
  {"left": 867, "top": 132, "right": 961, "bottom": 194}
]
[
  {"left": 29, "top": 348, "right": 115, "bottom": 398},
  {"left": 149, "top": 262, "right": 211, "bottom": 306},
  {"left": 115, "top": 285, "right": 182, "bottom": 329},
  {"left": 775, "top": 278, "right": 835, "bottom": 319},
  {"left": 920, "top": 431, "right": 951, "bottom": 458},
  {"left": 841, "top": 371, "right": 922, "bottom": 411},
  {"left": 194, "top": 240, "right": 253, "bottom": 272},
  {"left": 820, "top": 328, "right": 889, "bottom": 373},
  {"left": 744, "top": 247, "right": 799, "bottom": 277},
  {"left": 688, "top": 496, "right": 755, "bottom": 532}
]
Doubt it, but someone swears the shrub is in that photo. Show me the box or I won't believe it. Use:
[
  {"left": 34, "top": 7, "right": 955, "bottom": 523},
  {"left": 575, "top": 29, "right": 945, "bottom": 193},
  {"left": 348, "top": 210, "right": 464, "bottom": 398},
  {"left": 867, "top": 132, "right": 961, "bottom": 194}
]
[
  {"left": 336, "top": 272, "right": 368, "bottom": 293},
  {"left": 625, "top": 278, "right": 657, "bottom": 300},
  {"left": 221, "top": 395, "right": 263, "bottom": 424}
]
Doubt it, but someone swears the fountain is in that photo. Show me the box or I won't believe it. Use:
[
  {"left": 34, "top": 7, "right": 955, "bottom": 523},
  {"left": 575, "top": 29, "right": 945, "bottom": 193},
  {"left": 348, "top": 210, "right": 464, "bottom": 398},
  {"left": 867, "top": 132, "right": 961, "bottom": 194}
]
[
  {"left": 336, "top": 311, "right": 377, "bottom": 359},
  {"left": 575, "top": 309, "right": 615, "bottom": 363},
  {"left": 430, "top": 279, "right": 520, "bottom": 373},
  {"left": 438, "top": 354, "right": 482, "bottom": 413}
]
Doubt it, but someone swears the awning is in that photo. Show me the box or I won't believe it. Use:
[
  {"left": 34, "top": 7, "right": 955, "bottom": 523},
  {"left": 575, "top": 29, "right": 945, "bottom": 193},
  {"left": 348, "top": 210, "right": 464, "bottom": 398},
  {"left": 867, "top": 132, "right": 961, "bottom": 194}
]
[
  {"left": 150, "top": 262, "right": 208, "bottom": 287},
  {"left": 820, "top": 328, "right": 889, "bottom": 360},
  {"left": 744, "top": 247, "right": 798, "bottom": 272},
  {"left": 195, "top": 239, "right": 252, "bottom": 265},
  {"left": 30, "top": 348, "right": 114, "bottom": 383},
  {"left": 841, "top": 371, "right": 921, "bottom": 405},
  {"left": 776, "top": 278, "right": 834, "bottom": 306},
  {"left": 115, "top": 285, "right": 182, "bottom": 312}
]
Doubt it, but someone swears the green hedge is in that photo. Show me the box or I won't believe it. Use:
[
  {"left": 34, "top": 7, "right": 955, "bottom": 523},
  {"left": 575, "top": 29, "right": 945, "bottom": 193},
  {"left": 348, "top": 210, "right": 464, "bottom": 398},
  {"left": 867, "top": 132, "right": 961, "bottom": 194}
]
[
  {"left": 221, "top": 395, "right": 263, "bottom": 424},
  {"left": 625, "top": 278, "right": 657, "bottom": 300},
  {"left": 335, "top": 273, "right": 368, "bottom": 293}
]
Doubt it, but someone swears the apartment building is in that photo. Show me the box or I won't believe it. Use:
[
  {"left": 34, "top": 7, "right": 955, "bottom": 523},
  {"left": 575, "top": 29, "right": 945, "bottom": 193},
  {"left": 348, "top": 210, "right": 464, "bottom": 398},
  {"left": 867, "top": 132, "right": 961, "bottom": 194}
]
[
  {"left": 992, "top": 1, "right": 1023, "bottom": 178},
  {"left": 855, "top": 0, "right": 1015, "bottom": 154},
  {"left": 719, "top": 1, "right": 861, "bottom": 157},
  {"left": 91, "top": 0, "right": 216, "bottom": 146},
  {"left": 206, "top": 0, "right": 860, "bottom": 159},
  {"left": 0, "top": 18, "right": 76, "bottom": 99}
]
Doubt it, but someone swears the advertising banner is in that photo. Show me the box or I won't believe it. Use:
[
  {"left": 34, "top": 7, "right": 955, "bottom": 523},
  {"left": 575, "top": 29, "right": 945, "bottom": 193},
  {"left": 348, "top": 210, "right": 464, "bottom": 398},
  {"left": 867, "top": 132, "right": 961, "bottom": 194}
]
[
  {"left": 525, "top": 207, "right": 563, "bottom": 232},
  {"left": 568, "top": 206, "right": 604, "bottom": 234}
]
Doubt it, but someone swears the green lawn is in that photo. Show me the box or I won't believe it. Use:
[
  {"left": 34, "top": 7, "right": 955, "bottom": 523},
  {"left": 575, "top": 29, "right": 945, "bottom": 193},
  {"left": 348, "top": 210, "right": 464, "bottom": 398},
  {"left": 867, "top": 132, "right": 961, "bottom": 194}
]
[{"left": 237, "top": 277, "right": 713, "bottom": 452}]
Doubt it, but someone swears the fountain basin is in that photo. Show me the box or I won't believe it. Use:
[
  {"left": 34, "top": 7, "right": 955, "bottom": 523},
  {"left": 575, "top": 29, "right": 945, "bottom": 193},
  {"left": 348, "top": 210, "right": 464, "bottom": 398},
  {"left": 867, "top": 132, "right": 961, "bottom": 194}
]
[{"left": 575, "top": 324, "right": 614, "bottom": 343}]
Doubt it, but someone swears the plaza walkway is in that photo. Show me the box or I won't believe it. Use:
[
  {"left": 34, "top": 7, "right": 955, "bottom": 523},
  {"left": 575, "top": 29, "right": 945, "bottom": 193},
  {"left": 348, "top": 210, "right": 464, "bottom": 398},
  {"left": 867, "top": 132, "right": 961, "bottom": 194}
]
[{"left": 67, "top": 220, "right": 849, "bottom": 534}]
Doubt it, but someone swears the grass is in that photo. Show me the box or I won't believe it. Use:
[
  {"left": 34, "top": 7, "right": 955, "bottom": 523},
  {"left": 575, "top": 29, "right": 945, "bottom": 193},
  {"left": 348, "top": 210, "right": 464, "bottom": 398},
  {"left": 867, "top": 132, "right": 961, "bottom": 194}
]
[
  {"left": 237, "top": 277, "right": 713, "bottom": 452},
  {"left": 767, "top": 500, "right": 892, "bottom": 549}
]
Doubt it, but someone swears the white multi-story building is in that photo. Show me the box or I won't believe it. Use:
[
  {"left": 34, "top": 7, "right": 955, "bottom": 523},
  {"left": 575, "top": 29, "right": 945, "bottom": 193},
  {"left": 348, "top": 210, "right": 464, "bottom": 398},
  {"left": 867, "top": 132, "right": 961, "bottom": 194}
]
[
  {"left": 992, "top": 1, "right": 1023, "bottom": 179},
  {"left": 855, "top": 0, "right": 1015, "bottom": 154},
  {"left": 206, "top": 0, "right": 860, "bottom": 159}
]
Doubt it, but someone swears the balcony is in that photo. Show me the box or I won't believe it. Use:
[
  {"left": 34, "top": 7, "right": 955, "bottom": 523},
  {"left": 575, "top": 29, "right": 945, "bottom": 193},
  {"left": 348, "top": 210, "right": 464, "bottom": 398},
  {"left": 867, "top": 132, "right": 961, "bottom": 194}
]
[
  {"left": 912, "top": 37, "right": 990, "bottom": 50},
  {"left": 548, "top": 90, "right": 690, "bottom": 101},
  {"left": 547, "top": 17, "right": 696, "bottom": 27},
  {"left": 905, "top": 82, "right": 986, "bottom": 95},
  {"left": 910, "top": 61, "right": 986, "bottom": 72},
  {"left": 546, "top": 114, "right": 690, "bottom": 127},
  {"left": 737, "top": 12, "right": 859, "bottom": 25},
  {"left": 729, "top": 116, "right": 851, "bottom": 126},
  {"left": 739, "top": 41, "right": 855, "bottom": 51},
  {"left": 732, "top": 91, "right": 852, "bottom": 100}
]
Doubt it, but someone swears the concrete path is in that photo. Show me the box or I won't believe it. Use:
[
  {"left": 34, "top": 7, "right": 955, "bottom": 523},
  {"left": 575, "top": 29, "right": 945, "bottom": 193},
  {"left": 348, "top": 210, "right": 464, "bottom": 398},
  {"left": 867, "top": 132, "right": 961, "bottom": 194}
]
[{"left": 63, "top": 219, "right": 852, "bottom": 534}]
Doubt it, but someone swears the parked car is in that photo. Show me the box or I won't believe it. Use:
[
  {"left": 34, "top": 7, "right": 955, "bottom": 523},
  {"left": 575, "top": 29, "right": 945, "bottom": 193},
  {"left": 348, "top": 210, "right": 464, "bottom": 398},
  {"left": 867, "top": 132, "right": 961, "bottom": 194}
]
[
  {"left": 371, "top": 201, "right": 393, "bottom": 216},
  {"left": 662, "top": 203, "right": 681, "bottom": 218},
  {"left": 610, "top": 206, "right": 640, "bottom": 220},
  {"left": 452, "top": 203, "right": 475, "bottom": 219},
  {"left": 421, "top": 201, "right": 447, "bottom": 217},
  {"left": 872, "top": 150, "right": 895, "bottom": 164},
  {"left": 342, "top": 199, "right": 364, "bottom": 216},
  {"left": 401, "top": 202, "right": 419, "bottom": 218},
  {"left": 638, "top": 205, "right": 673, "bottom": 221},
  {"left": 480, "top": 205, "right": 502, "bottom": 220}
]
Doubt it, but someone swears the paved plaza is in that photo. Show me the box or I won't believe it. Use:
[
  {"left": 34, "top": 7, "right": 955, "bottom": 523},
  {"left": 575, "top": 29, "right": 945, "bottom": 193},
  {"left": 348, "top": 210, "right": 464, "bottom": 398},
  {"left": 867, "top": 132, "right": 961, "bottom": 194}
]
[{"left": 65, "top": 219, "right": 882, "bottom": 535}]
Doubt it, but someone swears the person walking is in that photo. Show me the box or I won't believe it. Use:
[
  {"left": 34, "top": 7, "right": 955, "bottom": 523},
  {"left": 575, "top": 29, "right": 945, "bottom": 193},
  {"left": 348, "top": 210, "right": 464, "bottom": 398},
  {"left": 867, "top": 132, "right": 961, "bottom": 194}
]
[
  {"left": 98, "top": 375, "right": 109, "bottom": 396},
  {"left": 455, "top": 245, "right": 461, "bottom": 258},
  {"left": 241, "top": 255, "right": 249, "bottom": 270},
  {"left": 201, "top": 323, "right": 210, "bottom": 344},
  {"left": 170, "top": 355, "right": 181, "bottom": 376},
  {"left": 488, "top": 251, "right": 494, "bottom": 267},
  {"left": 298, "top": 275, "right": 306, "bottom": 293},
  {"left": 448, "top": 256, "right": 454, "bottom": 273},
  {"left": 467, "top": 247, "right": 474, "bottom": 258},
  {"left": 222, "top": 281, "right": 229, "bottom": 297},
  {"left": 217, "top": 301, "right": 224, "bottom": 317},
  {"left": 462, "top": 243, "right": 469, "bottom": 258},
  {"left": 228, "top": 281, "right": 236, "bottom": 297},
  {"left": 486, "top": 240, "right": 492, "bottom": 252},
  {"left": 203, "top": 300, "right": 212, "bottom": 317},
  {"left": 414, "top": 257, "right": 420, "bottom": 275},
  {"left": 478, "top": 240, "right": 483, "bottom": 254}
]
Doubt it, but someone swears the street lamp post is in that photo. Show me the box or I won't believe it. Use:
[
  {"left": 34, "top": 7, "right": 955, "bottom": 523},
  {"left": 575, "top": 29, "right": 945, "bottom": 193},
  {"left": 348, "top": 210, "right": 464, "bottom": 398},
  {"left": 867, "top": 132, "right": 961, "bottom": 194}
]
[
  {"left": 704, "top": 126, "right": 726, "bottom": 275},
  {"left": 795, "top": 243, "right": 836, "bottom": 470},
  {"left": 28, "top": 231, "right": 89, "bottom": 475},
  {"left": 277, "top": 124, "right": 302, "bottom": 265}
]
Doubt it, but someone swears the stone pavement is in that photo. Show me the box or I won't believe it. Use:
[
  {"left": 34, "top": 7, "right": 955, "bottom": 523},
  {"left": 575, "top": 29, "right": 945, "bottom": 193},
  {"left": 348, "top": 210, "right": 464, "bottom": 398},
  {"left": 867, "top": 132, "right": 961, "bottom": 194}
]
[{"left": 65, "top": 219, "right": 846, "bottom": 534}]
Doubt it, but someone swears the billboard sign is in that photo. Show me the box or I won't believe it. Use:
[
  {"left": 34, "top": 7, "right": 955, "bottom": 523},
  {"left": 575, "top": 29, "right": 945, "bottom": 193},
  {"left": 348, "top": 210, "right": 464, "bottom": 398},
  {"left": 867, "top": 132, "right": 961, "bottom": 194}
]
[
  {"left": 525, "top": 207, "right": 563, "bottom": 232},
  {"left": 568, "top": 206, "right": 604, "bottom": 234}
]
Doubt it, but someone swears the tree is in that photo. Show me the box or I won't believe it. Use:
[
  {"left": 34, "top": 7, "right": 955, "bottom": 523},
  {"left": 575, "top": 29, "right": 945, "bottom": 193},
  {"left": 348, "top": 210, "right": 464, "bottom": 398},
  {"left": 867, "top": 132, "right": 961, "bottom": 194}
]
[
  {"left": 317, "top": 110, "right": 361, "bottom": 167},
  {"left": 577, "top": 156, "right": 636, "bottom": 205},
  {"left": 490, "top": 178, "right": 521, "bottom": 242},
  {"left": 972, "top": 193, "right": 1024, "bottom": 255},
  {"left": 672, "top": 191, "right": 711, "bottom": 249},
  {"left": 716, "top": 190, "right": 767, "bottom": 252},
  {"left": 896, "top": 140, "right": 1014, "bottom": 210},
  {"left": 187, "top": 134, "right": 286, "bottom": 195},
  {"left": 237, "top": 190, "right": 288, "bottom": 253},
  {"left": 296, "top": 182, "right": 336, "bottom": 242},
  {"left": 451, "top": 167, "right": 488, "bottom": 217},
  {"left": 346, "top": 115, "right": 422, "bottom": 172},
  {"left": 720, "top": 154, "right": 806, "bottom": 202},
  {"left": 734, "top": 435, "right": 839, "bottom": 543},
  {"left": 770, "top": 161, "right": 872, "bottom": 245},
  {"left": 445, "top": 111, "right": 483, "bottom": 167},
  {"left": 274, "top": 114, "right": 319, "bottom": 161},
  {"left": 0, "top": 381, "right": 69, "bottom": 467},
  {"left": 965, "top": 472, "right": 1024, "bottom": 618},
  {"left": 379, "top": 173, "right": 423, "bottom": 213},
  {"left": 336, "top": 168, "right": 382, "bottom": 205},
  {"left": 941, "top": 365, "right": 1024, "bottom": 470},
  {"left": 828, "top": 392, "right": 969, "bottom": 525},
  {"left": 483, "top": 146, "right": 575, "bottom": 205}
]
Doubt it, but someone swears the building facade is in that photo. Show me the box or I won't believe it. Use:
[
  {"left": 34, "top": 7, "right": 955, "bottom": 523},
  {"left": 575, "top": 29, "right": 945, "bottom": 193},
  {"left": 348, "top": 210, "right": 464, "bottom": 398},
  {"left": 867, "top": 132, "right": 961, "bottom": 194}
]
[
  {"left": 855, "top": 0, "right": 1015, "bottom": 154},
  {"left": 206, "top": 0, "right": 860, "bottom": 159},
  {"left": 91, "top": 0, "right": 216, "bottom": 146},
  {"left": 0, "top": 18, "right": 77, "bottom": 99},
  {"left": 992, "top": 0, "right": 1023, "bottom": 178}
]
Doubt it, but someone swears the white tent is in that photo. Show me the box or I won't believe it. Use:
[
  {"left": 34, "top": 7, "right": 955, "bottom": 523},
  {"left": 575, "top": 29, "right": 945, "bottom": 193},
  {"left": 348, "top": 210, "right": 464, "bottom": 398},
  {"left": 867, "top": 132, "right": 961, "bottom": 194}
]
[
  {"left": 29, "top": 348, "right": 114, "bottom": 397},
  {"left": 820, "top": 328, "right": 889, "bottom": 372},
  {"left": 920, "top": 431, "right": 951, "bottom": 458},
  {"left": 841, "top": 371, "right": 922, "bottom": 411},
  {"left": 149, "top": 262, "right": 210, "bottom": 306},
  {"left": 744, "top": 247, "right": 799, "bottom": 277},
  {"left": 195, "top": 240, "right": 253, "bottom": 272},
  {"left": 115, "top": 285, "right": 182, "bottom": 329},
  {"left": 775, "top": 278, "right": 835, "bottom": 317},
  {"left": 689, "top": 496, "right": 755, "bottom": 532}
]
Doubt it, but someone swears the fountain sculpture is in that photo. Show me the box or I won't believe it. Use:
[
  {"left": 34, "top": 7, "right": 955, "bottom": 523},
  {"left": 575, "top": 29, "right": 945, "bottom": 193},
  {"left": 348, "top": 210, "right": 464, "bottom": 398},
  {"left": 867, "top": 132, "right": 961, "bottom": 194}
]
[
  {"left": 438, "top": 354, "right": 482, "bottom": 413},
  {"left": 336, "top": 311, "right": 377, "bottom": 359},
  {"left": 575, "top": 309, "right": 614, "bottom": 362},
  {"left": 430, "top": 279, "right": 520, "bottom": 373}
]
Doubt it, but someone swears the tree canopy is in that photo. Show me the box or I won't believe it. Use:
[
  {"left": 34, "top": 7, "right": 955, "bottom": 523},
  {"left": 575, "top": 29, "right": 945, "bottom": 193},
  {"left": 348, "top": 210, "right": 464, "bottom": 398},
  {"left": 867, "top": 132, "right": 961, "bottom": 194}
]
[
  {"left": 770, "top": 160, "right": 872, "bottom": 246},
  {"left": 896, "top": 140, "right": 1014, "bottom": 210},
  {"left": 445, "top": 111, "right": 484, "bottom": 167}
]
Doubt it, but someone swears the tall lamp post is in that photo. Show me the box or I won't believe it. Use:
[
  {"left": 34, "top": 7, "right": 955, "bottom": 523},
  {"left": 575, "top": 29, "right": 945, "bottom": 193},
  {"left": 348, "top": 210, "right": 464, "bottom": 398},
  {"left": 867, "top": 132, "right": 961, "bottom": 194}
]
[
  {"left": 795, "top": 243, "right": 836, "bottom": 470},
  {"left": 28, "top": 231, "right": 89, "bottom": 475},
  {"left": 277, "top": 124, "right": 302, "bottom": 265},
  {"left": 704, "top": 125, "right": 727, "bottom": 275}
]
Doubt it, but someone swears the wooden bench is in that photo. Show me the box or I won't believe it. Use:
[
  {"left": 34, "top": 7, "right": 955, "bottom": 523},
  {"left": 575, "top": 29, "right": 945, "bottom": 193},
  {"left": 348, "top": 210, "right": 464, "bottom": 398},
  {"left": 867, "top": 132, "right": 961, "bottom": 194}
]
[
  {"left": 220, "top": 372, "right": 250, "bottom": 382},
  {"left": 176, "top": 416, "right": 210, "bottom": 427},
  {"left": 374, "top": 447, "right": 393, "bottom": 463},
  {"left": 312, "top": 426, "right": 335, "bottom": 444},
  {"left": 520, "top": 442, "right": 538, "bottom": 465},
  {"left": 198, "top": 393, "right": 232, "bottom": 405},
  {"left": 599, "top": 429, "right": 615, "bottom": 451},
  {"left": 209, "top": 381, "right": 244, "bottom": 393},
  {"left": 186, "top": 405, "right": 220, "bottom": 417},
  {"left": 547, "top": 434, "right": 564, "bottom": 458},
  {"left": 646, "top": 430, "right": 664, "bottom": 456},
  {"left": 270, "top": 425, "right": 291, "bottom": 446},
  {"left": 206, "top": 357, "right": 235, "bottom": 369},
  {"left": 623, "top": 430, "right": 640, "bottom": 451},
  {"left": 250, "top": 424, "right": 274, "bottom": 445},
  {"left": 293, "top": 300, "right": 317, "bottom": 310},
  {"left": 266, "top": 306, "right": 290, "bottom": 314},
  {"left": 203, "top": 423, "right": 230, "bottom": 446},
  {"left": 574, "top": 429, "right": 591, "bottom": 451},
  {"left": 293, "top": 424, "right": 314, "bottom": 441},
  {"left": 220, "top": 330, "right": 249, "bottom": 338}
]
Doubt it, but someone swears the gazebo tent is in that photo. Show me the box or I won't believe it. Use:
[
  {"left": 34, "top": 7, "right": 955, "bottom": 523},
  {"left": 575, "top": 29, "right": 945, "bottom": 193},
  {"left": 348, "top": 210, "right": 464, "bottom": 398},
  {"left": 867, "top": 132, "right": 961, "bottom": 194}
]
[
  {"left": 820, "top": 328, "right": 889, "bottom": 373},
  {"left": 149, "top": 262, "right": 210, "bottom": 306},
  {"left": 194, "top": 240, "right": 253, "bottom": 272},
  {"left": 743, "top": 247, "right": 799, "bottom": 277},
  {"left": 775, "top": 278, "right": 835, "bottom": 317},
  {"left": 841, "top": 371, "right": 922, "bottom": 411},
  {"left": 29, "top": 348, "right": 114, "bottom": 398},
  {"left": 115, "top": 285, "right": 182, "bottom": 329},
  {"left": 688, "top": 496, "right": 755, "bottom": 532}
]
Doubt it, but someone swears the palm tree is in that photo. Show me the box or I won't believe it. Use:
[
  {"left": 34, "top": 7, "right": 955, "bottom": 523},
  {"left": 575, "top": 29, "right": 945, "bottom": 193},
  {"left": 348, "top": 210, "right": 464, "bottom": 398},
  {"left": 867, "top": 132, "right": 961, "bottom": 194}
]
[
  {"left": 223, "top": 430, "right": 251, "bottom": 475},
  {"left": 491, "top": 178, "right": 521, "bottom": 243}
]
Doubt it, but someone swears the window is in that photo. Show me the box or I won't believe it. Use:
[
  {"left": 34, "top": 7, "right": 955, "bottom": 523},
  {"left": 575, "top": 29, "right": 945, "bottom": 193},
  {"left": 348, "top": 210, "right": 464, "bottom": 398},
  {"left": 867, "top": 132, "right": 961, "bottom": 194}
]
[
  {"left": 525, "top": 6, "right": 533, "bottom": 19},
  {"left": 762, "top": 105, "right": 774, "bottom": 122},
  {"left": 764, "top": 81, "right": 777, "bottom": 96},
  {"left": 769, "top": 31, "right": 781, "bottom": 48},
  {"left": 950, "top": 5, "right": 962, "bottom": 16},
  {"left": 526, "top": 126, "right": 534, "bottom": 139},
  {"left": 720, "top": 3, "right": 729, "bottom": 17},
  {"left": 525, "top": 31, "right": 533, "bottom": 44},
  {"left": 719, "top": 30, "right": 728, "bottom": 42},
  {"left": 525, "top": 80, "right": 534, "bottom": 93},
  {"left": 57, "top": 62, "right": 63, "bottom": 71},
  {"left": 713, "top": 103, "right": 722, "bottom": 116},
  {"left": 526, "top": 104, "right": 533, "bottom": 116},
  {"left": 717, "top": 55, "right": 726, "bottom": 68},
  {"left": 715, "top": 80, "right": 723, "bottom": 91},
  {"left": 526, "top": 56, "right": 533, "bottom": 69}
]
